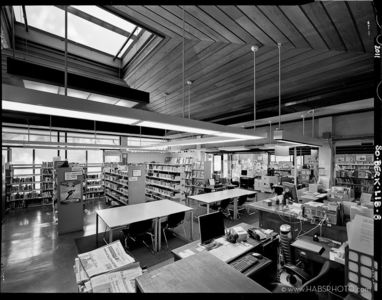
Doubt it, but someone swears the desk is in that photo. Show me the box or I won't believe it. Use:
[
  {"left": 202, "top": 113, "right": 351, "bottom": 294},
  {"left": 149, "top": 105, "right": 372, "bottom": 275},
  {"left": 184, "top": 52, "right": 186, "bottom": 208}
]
[
  {"left": 136, "top": 251, "right": 270, "bottom": 293},
  {"left": 96, "top": 200, "right": 193, "bottom": 252},
  {"left": 172, "top": 222, "right": 278, "bottom": 261},
  {"left": 246, "top": 199, "right": 348, "bottom": 242},
  {"left": 187, "top": 188, "right": 257, "bottom": 220},
  {"left": 299, "top": 192, "right": 327, "bottom": 203}
]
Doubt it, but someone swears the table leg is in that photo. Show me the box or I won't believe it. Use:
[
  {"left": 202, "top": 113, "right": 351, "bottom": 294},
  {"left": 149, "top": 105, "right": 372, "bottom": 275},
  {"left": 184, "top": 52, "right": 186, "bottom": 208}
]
[
  {"left": 207, "top": 204, "right": 210, "bottom": 214},
  {"left": 96, "top": 214, "right": 99, "bottom": 247},
  {"left": 157, "top": 218, "right": 161, "bottom": 252},
  {"left": 189, "top": 210, "right": 193, "bottom": 240},
  {"left": 109, "top": 227, "right": 113, "bottom": 244},
  {"left": 233, "top": 197, "right": 238, "bottom": 220}
]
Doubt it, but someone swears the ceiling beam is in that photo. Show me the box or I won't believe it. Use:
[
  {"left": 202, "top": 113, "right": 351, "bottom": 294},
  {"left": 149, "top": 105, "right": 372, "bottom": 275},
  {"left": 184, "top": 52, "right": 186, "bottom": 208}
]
[
  {"left": 21, "top": 5, "right": 28, "bottom": 32},
  {"left": 55, "top": 5, "right": 137, "bottom": 40}
]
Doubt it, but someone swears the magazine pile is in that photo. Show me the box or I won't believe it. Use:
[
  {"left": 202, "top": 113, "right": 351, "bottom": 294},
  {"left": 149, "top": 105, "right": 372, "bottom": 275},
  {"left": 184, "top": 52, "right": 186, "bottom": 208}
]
[{"left": 73, "top": 240, "right": 142, "bottom": 293}]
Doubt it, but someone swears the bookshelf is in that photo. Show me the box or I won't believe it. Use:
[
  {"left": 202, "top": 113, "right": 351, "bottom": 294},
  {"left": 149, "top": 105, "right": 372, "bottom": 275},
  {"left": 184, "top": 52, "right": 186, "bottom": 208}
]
[
  {"left": 83, "top": 164, "right": 104, "bottom": 201},
  {"left": 5, "top": 163, "right": 53, "bottom": 209},
  {"left": 103, "top": 164, "right": 129, "bottom": 206},
  {"left": 103, "top": 163, "right": 146, "bottom": 206},
  {"left": 41, "top": 161, "right": 54, "bottom": 205},
  {"left": 145, "top": 162, "right": 183, "bottom": 201},
  {"left": 335, "top": 154, "right": 374, "bottom": 198},
  {"left": 183, "top": 161, "right": 212, "bottom": 197}
]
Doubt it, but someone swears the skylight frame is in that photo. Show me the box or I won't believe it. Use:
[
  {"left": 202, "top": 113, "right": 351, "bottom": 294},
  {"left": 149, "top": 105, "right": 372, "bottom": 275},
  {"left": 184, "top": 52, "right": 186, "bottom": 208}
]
[{"left": 12, "top": 5, "right": 144, "bottom": 59}]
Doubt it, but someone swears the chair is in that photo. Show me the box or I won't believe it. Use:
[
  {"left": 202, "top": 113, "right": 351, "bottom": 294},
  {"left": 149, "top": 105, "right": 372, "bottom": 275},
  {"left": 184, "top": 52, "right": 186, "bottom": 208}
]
[
  {"left": 161, "top": 212, "right": 186, "bottom": 248},
  {"left": 121, "top": 219, "right": 155, "bottom": 253},
  {"left": 271, "top": 261, "right": 331, "bottom": 295},
  {"left": 227, "top": 195, "right": 247, "bottom": 218}
]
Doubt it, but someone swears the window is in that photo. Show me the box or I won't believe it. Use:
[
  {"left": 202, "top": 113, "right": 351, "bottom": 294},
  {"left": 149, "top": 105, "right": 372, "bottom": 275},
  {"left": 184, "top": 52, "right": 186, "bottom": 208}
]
[
  {"left": 2, "top": 149, "right": 8, "bottom": 164},
  {"left": 128, "top": 137, "right": 164, "bottom": 147},
  {"left": 67, "top": 150, "right": 86, "bottom": 163},
  {"left": 11, "top": 148, "right": 33, "bottom": 164},
  {"left": 87, "top": 150, "right": 103, "bottom": 164},
  {"left": 13, "top": 5, "right": 143, "bottom": 57},
  {"left": 35, "top": 149, "right": 58, "bottom": 164},
  {"left": 213, "top": 155, "right": 222, "bottom": 172},
  {"left": 105, "top": 154, "right": 121, "bottom": 163}
]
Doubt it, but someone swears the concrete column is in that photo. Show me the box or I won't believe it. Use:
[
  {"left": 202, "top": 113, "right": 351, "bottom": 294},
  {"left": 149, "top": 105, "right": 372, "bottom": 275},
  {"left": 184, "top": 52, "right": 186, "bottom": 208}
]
[{"left": 318, "top": 116, "right": 334, "bottom": 189}]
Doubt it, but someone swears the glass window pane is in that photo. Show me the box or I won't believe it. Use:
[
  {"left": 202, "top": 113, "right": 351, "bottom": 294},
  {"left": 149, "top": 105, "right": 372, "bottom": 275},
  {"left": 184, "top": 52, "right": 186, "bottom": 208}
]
[
  {"left": 67, "top": 150, "right": 86, "bottom": 163},
  {"left": 71, "top": 6, "right": 139, "bottom": 35},
  {"left": 88, "top": 150, "right": 103, "bottom": 164},
  {"left": 214, "top": 155, "right": 222, "bottom": 172},
  {"left": 11, "top": 148, "right": 33, "bottom": 164},
  {"left": 2, "top": 149, "right": 8, "bottom": 163},
  {"left": 35, "top": 149, "right": 57, "bottom": 164},
  {"left": 105, "top": 155, "right": 121, "bottom": 163}
]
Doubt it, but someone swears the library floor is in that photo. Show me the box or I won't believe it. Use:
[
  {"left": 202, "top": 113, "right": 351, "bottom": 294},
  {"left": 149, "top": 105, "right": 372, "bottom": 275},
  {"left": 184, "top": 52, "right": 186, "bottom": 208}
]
[{"left": 1, "top": 193, "right": 267, "bottom": 293}]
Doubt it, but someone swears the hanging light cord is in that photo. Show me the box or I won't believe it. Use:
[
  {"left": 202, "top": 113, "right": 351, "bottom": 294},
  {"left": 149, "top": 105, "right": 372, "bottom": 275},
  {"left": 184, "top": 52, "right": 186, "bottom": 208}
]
[
  {"left": 278, "top": 42, "right": 281, "bottom": 129},
  {"left": 302, "top": 114, "right": 305, "bottom": 136},
  {"left": 182, "top": 7, "right": 185, "bottom": 118},
  {"left": 312, "top": 109, "right": 315, "bottom": 137},
  {"left": 64, "top": 6, "right": 68, "bottom": 96},
  {"left": 269, "top": 121, "right": 272, "bottom": 144},
  {"left": 251, "top": 46, "right": 258, "bottom": 132}
]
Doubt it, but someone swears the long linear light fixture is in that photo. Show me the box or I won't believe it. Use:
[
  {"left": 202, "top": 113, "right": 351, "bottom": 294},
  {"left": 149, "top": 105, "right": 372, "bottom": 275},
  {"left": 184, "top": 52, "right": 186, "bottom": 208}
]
[
  {"left": 273, "top": 129, "right": 322, "bottom": 147},
  {"left": 136, "top": 136, "right": 251, "bottom": 150},
  {"left": 2, "top": 84, "right": 265, "bottom": 140}
]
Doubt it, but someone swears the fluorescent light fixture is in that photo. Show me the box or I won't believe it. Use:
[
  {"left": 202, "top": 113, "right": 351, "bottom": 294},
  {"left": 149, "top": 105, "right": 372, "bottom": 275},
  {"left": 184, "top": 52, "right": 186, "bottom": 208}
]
[
  {"left": 2, "top": 100, "right": 138, "bottom": 125},
  {"left": 137, "top": 121, "right": 220, "bottom": 136},
  {"left": 2, "top": 84, "right": 265, "bottom": 140},
  {"left": 59, "top": 88, "right": 89, "bottom": 99},
  {"left": 138, "top": 136, "right": 246, "bottom": 149},
  {"left": 1, "top": 140, "right": 126, "bottom": 149},
  {"left": 273, "top": 129, "right": 322, "bottom": 147},
  {"left": 218, "top": 146, "right": 250, "bottom": 151},
  {"left": 23, "top": 80, "right": 59, "bottom": 94},
  {"left": 138, "top": 121, "right": 263, "bottom": 140}
]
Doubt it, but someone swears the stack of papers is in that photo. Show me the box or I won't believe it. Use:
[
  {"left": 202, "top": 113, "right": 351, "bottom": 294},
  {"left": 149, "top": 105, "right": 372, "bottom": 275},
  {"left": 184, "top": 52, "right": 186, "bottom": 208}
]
[
  {"left": 347, "top": 215, "right": 373, "bottom": 256},
  {"left": 73, "top": 240, "right": 141, "bottom": 293}
]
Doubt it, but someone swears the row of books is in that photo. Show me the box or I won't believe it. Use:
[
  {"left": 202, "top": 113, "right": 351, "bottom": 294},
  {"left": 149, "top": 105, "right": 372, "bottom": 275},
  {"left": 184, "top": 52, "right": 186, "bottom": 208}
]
[
  {"left": 167, "top": 157, "right": 193, "bottom": 164},
  {"left": 10, "top": 185, "right": 34, "bottom": 192},
  {"left": 147, "top": 173, "right": 180, "bottom": 181},
  {"left": 146, "top": 179, "right": 180, "bottom": 190},
  {"left": 73, "top": 241, "right": 142, "bottom": 293},
  {"left": 10, "top": 176, "right": 35, "bottom": 183},
  {"left": 148, "top": 165, "right": 182, "bottom": 172}
]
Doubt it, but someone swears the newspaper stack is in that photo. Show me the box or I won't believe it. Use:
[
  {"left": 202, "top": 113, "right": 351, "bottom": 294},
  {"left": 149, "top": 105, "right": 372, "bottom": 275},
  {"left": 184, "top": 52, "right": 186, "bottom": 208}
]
[{"left": 73, "top": 240, "right": 142, "bottom": 293}]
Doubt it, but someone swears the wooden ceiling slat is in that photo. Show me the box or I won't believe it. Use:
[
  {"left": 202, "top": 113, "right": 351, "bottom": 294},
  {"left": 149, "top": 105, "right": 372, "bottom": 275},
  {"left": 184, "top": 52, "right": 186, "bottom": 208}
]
[
  {"left": 146, "top": 42, "right": 230, "bottom": 101},
  {"left": 136, "top": 40, "right": 212, "bottom": 91},
  {"left": 218, "top": 6, "right": 276, "bottom": 47},
  {"left": 162, "top": 5, "right": 230, "bottom": 43},
  {"left": 184, "top": 6, "right": 244, "bottom": 44},
  {"left": 150, "top": 46, "right": 306, "bottom": 112},
  {"left": 300, "top": 2, "right": 345, "bottom": 51},
  {"left": 129, "top": 6, "right": 198, "bottom": 40},
  {"left": 158, "top": 53, "right": 371, "bottom": 117},
  {"left": 322, "top": 1, "right": 364, "bottom": 52},
  {"left": 192, "top": 62, "right": 371, "bottom": 120},
  {"left": 279, "top": 6, "right": 328, "bottom": 50},
  {"left": 124, "top": 37, "right": 181, "bottom": 84},
  {"left": 147, "top": 43, "right": 245, "bottom": 104},
  {"left": 236, "top": 5, "right": 291, "bottom": 47},
  {"left": 198, "top": 6, "right": 261, "bottom": 45},
  {"left": 112, "top": 5, "right": 183, "bottom": 39},
  {"left": 257, "top": 6, "right": 310, "bottom": 49},
  {"left": 149, "top": 46, "right": 277, "bottom": 111},
  {"left": 347, "top": 1, "right": 376, "bottom": 53},
  {"left": 145, "top": 6, "right": 214, "bottom": 42}
]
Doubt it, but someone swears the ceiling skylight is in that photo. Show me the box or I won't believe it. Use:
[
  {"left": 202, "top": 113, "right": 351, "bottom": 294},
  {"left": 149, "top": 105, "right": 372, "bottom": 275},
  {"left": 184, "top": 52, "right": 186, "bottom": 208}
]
[{"left": 12, "top": 5, "right": 143, "bottom": 57}]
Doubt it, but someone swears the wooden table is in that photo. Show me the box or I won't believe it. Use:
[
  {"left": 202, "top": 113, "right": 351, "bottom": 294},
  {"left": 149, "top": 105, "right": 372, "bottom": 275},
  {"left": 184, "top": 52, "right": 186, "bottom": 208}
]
[
  {"left": 135, "top": 251, "right": 270, "bottom": 293},
  {"left": 96, "top": 199, "right": 193, "bottom": 251},
  {"left": 187, "top": 188, "right": 257, "bottom": 220}
]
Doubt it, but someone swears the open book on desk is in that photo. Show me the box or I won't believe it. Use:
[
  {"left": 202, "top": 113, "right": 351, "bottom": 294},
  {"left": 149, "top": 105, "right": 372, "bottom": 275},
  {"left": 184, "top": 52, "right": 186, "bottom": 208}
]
[{"left": 209, "top": 238, "right": 254, "bottom": 263}]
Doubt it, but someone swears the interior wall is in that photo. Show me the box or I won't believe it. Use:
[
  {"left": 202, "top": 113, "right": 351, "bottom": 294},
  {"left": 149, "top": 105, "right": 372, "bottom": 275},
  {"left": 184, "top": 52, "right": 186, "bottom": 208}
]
[{"left": 333, "top": 111, "right": 373, "bottom": 137}]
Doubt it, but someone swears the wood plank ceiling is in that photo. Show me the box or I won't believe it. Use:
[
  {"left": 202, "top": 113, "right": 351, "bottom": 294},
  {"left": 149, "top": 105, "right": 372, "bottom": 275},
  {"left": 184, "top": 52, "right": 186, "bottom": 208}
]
[{"left": 110, "top": 2, "right": 375, "bottom": 127}]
